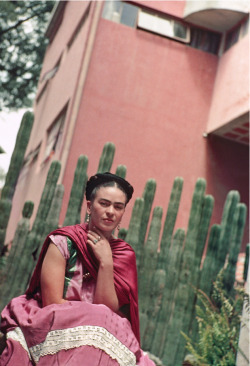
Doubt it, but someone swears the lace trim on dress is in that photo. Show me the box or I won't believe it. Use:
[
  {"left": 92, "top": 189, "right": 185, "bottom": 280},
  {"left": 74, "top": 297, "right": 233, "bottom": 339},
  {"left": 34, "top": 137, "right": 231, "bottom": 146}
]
[
  {"left": 8, "top": 325, "right": 136, "bottom": 365},
  {"left": 7, "top": 327, "right": 32, "bottom": 360}
]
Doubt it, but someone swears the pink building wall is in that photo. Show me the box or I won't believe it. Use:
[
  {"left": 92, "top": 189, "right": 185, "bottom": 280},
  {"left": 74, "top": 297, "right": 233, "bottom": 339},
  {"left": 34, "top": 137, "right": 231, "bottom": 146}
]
[{"left": 207, "top": 33, "right": 249, "bottom": 132}]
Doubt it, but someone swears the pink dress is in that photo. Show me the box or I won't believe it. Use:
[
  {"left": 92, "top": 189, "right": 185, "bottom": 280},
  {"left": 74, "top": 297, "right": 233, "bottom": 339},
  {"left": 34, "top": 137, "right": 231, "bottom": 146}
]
[{"left": 0, "top": 235, "right": 155, "bottom": 366}]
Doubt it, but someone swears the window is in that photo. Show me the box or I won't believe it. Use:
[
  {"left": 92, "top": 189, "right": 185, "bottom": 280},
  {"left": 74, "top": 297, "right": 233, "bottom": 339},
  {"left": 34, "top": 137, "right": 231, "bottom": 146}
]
[
  {"left": 44, "top": 105, "right": 67, "bottom": 162},
  {"left": 190, "top": 28, "right": 221, "bottom": 55},
  {"left": 224, "top": 16, "right": 249, "bottom": 52},
  {"left": 101, "top": 0, "right": 224, "bottom": 54},
  {"left": 19, "top": 144, "right": 40, "bottom": 182},
  {"left": 36, "top": 54, "right": 62, "bottom": 103},
  {"left": 137, "top": 9, "right": 190, "bottom": 43},
  {"left": 102, "top": 0, "right": 138, "bottom": 28}
]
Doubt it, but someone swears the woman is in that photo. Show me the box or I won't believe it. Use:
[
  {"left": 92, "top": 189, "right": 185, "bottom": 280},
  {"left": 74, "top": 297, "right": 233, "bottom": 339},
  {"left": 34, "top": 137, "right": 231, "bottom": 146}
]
[{"left": 0, "top": 172, "right": 156, "bottom": 365}]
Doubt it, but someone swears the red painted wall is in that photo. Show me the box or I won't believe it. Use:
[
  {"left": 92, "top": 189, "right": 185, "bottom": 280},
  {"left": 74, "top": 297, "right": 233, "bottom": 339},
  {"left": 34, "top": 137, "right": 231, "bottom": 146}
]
[{"left": 207, "top": 33, "right": 249, "bottom": 132}]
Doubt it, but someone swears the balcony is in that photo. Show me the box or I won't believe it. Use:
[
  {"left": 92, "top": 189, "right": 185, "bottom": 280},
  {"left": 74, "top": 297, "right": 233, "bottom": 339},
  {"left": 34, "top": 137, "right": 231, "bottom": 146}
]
[{"left": 183, "top": 0, "right": 249, "bottom": 32}]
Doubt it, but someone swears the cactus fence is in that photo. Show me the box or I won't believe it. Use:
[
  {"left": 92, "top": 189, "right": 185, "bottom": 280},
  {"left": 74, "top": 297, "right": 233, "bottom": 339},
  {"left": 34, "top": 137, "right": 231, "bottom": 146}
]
[{"left": 0, "top": 141, "right": 248, "bottom": 365}]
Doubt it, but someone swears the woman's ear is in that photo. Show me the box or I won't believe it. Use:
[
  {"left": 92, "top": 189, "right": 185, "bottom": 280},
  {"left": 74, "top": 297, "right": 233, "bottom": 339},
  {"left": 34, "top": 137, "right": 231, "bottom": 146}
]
[{"left": 86, "top": 200, "right": 91, "bottom": 214}]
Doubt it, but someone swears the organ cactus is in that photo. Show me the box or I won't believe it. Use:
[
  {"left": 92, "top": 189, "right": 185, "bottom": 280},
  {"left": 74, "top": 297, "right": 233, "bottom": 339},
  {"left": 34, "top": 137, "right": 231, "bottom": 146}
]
[
  {"left": 0, "top": 201, "right": 34, "bottom": 310},
  {"left": 198, "top": 224, "right": 221, "bottom": 296},
  {"left": 63, "top": 155, "right": 88, "bottom": 226},
  {"left": 223, "top": 203, "right": 247, "bottom": 294},
  {"left": 138, "top": 206, "right": 163, "bottom": 314},
  {"left": 45, "top": 184, "right": 65, "bottom": 234},
  {"left": 0, "top": 200, "right": 12, "bottom": 254},
  {"left": 16, "top": 161, "right": 61, "bottom": 294},
  {"left": 162, "top": 179, "right": 206, "bottom": 364},
  {"left": 125, "top": 197, "right": 144, "bottom": 263},
  {"left": 97, "top": 142, "right": 115, "bottom": 173},
  {"left": 139, "top": 179, "right": 156, "bottom": 249},
  {"left": 215, "top": 191, "right": 240, "bottom": 274},
  {"left": 150, "top": 228, "right": 185, "bottom": 356},
  {"left": 115, "top": 165, "right": 127, "bottom": 179},
  {"left": 158, "top": 177, "right": 183, "bottom": 270},
  {"left": 0, "top": 111, "right": 33, "bottom": 252}
]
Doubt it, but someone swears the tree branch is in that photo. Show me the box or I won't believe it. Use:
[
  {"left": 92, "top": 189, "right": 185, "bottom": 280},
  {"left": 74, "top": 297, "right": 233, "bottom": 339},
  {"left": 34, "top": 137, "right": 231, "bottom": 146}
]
[{"left": 0, "top": 6, "right": 48, "bottom": 36}]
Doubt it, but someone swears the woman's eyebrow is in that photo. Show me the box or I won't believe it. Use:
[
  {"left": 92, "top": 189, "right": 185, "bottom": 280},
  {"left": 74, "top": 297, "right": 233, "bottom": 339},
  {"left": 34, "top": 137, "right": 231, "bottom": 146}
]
[{"left": 100, "top": 198, "right": 125, "bottom": 206}]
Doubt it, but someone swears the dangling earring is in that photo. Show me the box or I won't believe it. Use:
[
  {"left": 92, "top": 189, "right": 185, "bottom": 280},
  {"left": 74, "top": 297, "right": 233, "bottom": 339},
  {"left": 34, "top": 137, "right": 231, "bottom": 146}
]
[
  {"left": 117, "top": 223, "right": 120, "bottom": 232},
  {"left": 86, "top": 213, "right": 90, "bottom": 223}
]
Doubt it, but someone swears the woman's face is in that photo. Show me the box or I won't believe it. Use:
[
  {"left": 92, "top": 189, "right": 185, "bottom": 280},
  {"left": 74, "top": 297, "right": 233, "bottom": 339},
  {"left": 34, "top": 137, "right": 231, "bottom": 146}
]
[{"left": 87, "top": 185, "right": 126, "bottom": 235}]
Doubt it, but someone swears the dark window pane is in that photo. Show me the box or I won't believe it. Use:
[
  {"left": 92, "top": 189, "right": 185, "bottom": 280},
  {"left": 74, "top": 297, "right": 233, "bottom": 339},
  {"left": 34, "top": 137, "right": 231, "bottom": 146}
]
[
  {"left": 190, "top": 28, "right": 221, "bottom": 55},
  {"left": 102, "top": 1, "right": 122, "bottom": 21},
  {"left": 120, "top": 3, "right": 138, "bottom": 28},
  {"left": 174, "top": 21, "right": 187, "bottom": 39}
]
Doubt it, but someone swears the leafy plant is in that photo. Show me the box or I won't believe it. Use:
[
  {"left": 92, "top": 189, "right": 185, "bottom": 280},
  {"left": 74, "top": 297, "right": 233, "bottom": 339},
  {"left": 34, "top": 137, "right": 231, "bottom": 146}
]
[{"left": 182, "top": 269, "right": 249, "bottom": 366}]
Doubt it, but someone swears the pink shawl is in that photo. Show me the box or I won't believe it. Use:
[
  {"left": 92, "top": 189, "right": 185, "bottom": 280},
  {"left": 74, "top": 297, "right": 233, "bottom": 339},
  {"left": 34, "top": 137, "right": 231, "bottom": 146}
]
[{"left": 26, "top": 223, "right": 140, "bottom": 344}]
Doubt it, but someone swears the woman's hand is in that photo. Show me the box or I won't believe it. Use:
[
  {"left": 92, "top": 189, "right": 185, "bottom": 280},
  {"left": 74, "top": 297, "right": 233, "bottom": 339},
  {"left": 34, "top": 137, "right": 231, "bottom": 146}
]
[
  {"left": 87, "top": 228, "right": 119, "bottom": 312},
  {"left": 87, "top": 229, "right": 113, "bottom": 266}
]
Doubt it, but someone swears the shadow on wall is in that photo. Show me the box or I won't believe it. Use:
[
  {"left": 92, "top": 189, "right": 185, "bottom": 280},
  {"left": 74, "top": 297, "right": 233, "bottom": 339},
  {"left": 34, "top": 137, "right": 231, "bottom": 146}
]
[{"left": 205, "top": 134, "right": 249, "bottom": 250}]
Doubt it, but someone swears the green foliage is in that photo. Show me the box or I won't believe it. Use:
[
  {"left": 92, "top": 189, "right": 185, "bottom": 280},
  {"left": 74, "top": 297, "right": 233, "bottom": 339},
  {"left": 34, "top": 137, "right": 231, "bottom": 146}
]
[
  {"left": 0, "top": 1, "right": 55, "bottom": 111},
  {"left": 182, "top": 270, "right": 249, "bottom": 366}
]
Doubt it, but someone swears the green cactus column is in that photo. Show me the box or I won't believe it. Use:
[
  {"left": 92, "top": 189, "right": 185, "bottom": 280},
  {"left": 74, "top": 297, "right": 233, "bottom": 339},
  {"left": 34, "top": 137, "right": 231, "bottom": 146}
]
[
  {"left": 125, "top": 197, "right": 144, "bottom": 263},
  {"left": 223, "top": 203, "right": 247, "bottom": 294},
  {"left": 15, "top": 161, "right": 61, "bottom": 294},
  {"left": 216, "top": 191, "right": 240, "bottom": 273},
  {"left": 115, "top": 165, "right": 127, "bottom": 179},
  {"left": 162, "top": 178, "right": 206, "bottom": 365},
  {"left": 45, "top": 184, "right": 65, "bottom": 234},
  {"left": 175, "top": 193, "right": 214, "bottom": 365},
  {"left": 151, "top": 228, "right": 185, "bottom": 357},
  {"left": 63, "top": 155, "right": 88, "bottom": 226},
  {"left": 0, "top": 201, "right": 34, "bottom": 310},
  {"left": 97, "top": 142, "right": 115, "bottom": 173},
  {"left": 139, "top": 206, "right": 163, "bottom": 313},
  {"left": 157, "top": 177, "right": 183, "bottom": 270},
  {"left": 0, "top": 111, "right": 34, "bottom": 252},
  {"left": 139, "top": 179, "right": 156, "bottom": 248}
]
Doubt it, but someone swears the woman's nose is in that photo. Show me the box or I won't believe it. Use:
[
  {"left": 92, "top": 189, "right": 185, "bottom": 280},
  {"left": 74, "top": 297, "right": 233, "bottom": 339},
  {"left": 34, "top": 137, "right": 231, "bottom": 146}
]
[{"left": 106, "top": 205, "right": 114, "bottom": 215}]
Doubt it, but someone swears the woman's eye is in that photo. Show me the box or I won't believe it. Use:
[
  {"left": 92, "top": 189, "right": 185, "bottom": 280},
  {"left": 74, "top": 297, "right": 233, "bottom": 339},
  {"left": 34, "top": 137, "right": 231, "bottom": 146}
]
[
  {"left": 100, "top": 202, "right": 108, "bottom": 207},
  {"left": 115, "top": 205, "right": 124, "bottom": 210}
]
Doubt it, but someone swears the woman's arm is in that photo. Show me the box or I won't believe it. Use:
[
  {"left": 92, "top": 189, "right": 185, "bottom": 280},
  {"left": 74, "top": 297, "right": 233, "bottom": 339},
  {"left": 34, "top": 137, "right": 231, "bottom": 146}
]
[
  {"left": 40, "top": 242, "right": 68, "bottom": 307},
  {"left": 87, "top": 231, "right": 119, "bottom": 312}
]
